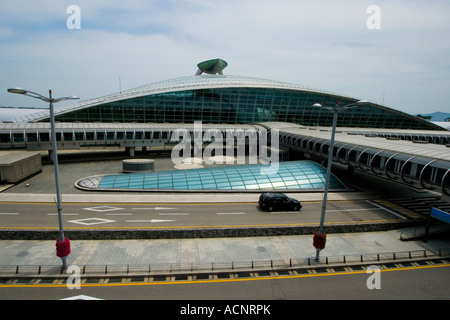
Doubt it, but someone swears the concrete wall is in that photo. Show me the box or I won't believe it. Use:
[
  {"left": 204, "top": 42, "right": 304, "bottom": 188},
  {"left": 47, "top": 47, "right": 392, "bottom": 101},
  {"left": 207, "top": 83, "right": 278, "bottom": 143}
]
[
  {"left": 0, "top": 151, "right": 42, "bottom": 183},
  {"left": 0, "top": 220, "right": 422, "bottom": 240}
]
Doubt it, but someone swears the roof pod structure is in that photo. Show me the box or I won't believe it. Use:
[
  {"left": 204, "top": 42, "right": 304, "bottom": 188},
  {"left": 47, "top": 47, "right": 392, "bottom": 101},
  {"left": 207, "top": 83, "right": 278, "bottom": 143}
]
[{"left": 195, "top": 58, "right": 228, "bottom": 75}]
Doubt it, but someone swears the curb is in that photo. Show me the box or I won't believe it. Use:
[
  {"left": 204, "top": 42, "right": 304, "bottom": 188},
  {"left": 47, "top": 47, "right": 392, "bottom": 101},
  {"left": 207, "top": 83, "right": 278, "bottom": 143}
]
[{"left": 0, "top": 220, "right": 423, "bottom": 240}]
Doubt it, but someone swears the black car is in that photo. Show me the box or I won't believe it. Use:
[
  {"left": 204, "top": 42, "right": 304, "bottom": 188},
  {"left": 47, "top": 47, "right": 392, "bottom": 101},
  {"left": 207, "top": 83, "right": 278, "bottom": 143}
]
[{"left": 258, "top": 192, "right": 302, "bottom": 212}]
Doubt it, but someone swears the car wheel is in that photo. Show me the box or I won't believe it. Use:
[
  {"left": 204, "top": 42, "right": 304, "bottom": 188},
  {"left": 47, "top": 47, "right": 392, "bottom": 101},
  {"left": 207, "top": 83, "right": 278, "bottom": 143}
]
[
  {"left": 268, "top": 207, "right": 273, "bottom": 212},
  {"left": 293, "top": 206, "right": 298, "bottom": 211}
]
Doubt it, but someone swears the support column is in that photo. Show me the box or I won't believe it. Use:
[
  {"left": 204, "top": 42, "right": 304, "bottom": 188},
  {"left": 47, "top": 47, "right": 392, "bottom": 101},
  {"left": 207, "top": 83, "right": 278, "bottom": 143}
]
[
  {"left": 126, "top": 147, "right": 135, "bottom": 157},
  {"left": 48, "top": 150, "right": 55, "bottom": 163}
]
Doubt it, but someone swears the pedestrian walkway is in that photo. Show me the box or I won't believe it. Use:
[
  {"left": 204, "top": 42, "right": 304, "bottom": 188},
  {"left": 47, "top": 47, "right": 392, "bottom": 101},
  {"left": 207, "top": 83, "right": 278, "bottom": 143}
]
[{"left": 1, "top": 228, "right": 449, "bottom": 274}]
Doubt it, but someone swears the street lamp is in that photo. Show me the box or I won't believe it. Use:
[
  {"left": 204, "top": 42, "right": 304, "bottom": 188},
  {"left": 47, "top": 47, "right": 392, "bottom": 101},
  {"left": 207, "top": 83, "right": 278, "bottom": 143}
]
[
  {"left": 7, "top": 88, "right": 79, "bottom": 267},
  {"left": 312, "top": 100, "right": 368, "bottom": 262}
]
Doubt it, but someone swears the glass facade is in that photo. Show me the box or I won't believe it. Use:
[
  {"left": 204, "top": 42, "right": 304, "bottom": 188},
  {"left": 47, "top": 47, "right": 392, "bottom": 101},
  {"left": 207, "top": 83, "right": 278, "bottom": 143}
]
[
  {"left": 21, "top": 75, "right": 438, "bottom": 130},
  {"left": 51, "top": 87, "right": 435, "bottom": 129},
  {"left": 76, "top": 160, "right": 346, "bottom": 192}
]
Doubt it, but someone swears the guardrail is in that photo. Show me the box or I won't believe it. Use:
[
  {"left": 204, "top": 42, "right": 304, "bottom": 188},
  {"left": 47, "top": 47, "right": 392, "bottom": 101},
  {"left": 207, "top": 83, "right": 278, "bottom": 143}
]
[{"left": 1, "top": 249, "right": 448, "bottom": 278}]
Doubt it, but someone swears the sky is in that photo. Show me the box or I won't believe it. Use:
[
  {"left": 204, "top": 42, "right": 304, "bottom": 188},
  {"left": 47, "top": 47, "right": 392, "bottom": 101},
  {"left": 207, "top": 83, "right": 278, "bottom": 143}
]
[{"left": 1, "top": 0, "right": 449, "bottom": 122}]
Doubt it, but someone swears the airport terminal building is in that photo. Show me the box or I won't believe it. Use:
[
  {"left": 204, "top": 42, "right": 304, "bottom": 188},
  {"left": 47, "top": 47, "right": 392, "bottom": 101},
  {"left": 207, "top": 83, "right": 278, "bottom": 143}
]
[
  {"left": 1, "top": 59, "right": 449, "bottom": 195},
  {"left": 11, "top": 59, "right": 441, "bottom": 131}
]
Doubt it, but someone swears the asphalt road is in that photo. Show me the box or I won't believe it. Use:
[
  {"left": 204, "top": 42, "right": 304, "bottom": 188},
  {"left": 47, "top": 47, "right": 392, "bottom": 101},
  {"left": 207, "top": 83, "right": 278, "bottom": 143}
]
[
  {"left": 1, "top": 263, "right": 448, "bottom": 301},
  {"left": 0, "top": 199, "right": 410, "bottom": 230}
]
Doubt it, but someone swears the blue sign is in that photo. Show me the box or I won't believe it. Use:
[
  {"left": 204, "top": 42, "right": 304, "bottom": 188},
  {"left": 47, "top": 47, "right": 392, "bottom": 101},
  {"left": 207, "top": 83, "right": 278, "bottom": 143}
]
[{"left": 431, "top": 208, "right": 450, "bottom": 224}]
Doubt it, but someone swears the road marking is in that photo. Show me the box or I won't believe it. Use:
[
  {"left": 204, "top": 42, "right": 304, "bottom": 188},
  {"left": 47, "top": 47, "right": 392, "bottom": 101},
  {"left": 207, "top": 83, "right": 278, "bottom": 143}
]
[
  {"left": 326, "top": 208, "right": 383, "bottom": 212},
  {"left": 105, "top": 213, "right": 133, "bottom": 216},
  {"left": 132, "top": 207, "right": 176, "bottom": 210},
  {"left": 125, "top": 219, "right": 174, "bottom": 223},
  {"left": 216, "top": 212, "right": 246, "bottom": 215},
  {"left": 158, "top": 213, "right": 189, "bottom": 216},
  {"left": 83, "top": 206, "right": 123, "bottom": 212},
  {"left": 366, "top": 200, "right": 407, "bottom": 220},
  {"left": 60, "top": 294, "right": 103, "bottom": 300},
  {"left": 47, "top": 213, "right": 79, "bottom": 216},
  {"left": 67, "top": 218, "right": 116, "bottom": 225},
  {"left": 0, "top": 213, "right": 19, "bottom": 215}
]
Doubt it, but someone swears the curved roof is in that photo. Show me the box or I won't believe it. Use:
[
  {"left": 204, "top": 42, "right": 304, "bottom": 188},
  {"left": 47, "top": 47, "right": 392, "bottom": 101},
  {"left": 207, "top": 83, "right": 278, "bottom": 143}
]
[
  {"left": 12, "top": 74, "right": 355, "bottom": 123},
  {"left": 75, "top": 160, "right": 346, "bottom": 192},
  {"left": 10, "top": 73, "right": 442, "bottom": 130}
]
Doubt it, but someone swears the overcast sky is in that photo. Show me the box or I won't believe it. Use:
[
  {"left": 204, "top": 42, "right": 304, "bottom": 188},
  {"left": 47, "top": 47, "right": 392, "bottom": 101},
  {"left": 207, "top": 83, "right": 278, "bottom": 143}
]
[{"left": 1, "top": 0, "right": 449, "bottom": 121}]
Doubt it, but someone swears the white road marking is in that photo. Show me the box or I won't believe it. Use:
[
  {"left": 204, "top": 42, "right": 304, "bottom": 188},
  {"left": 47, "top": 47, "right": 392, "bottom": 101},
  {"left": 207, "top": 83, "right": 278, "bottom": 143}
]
[
  {"left": 125, "top": 219, "right": 174, "bottom": 223},
  {"left": 326, "top": 208, "right": 383, "bottom": 212},
  {"left": 83, "top": 206, "right": 123, "bottom": 212},
  {"left": 365, "top": 200, "right": 407, "bottom": 219},
  {"left": 158, "top": 212, "right": 189, "bottom": 216},
  {"left": 132, "top": 207, "right": 176, "bottom": 210},
  {"left": 60, "top": 295, "right": 103, "bottom": 300},
  {"left": 216, "top": 212, "right": 246, "bottom": 215},
  {"left": 68, "top": 218, "right": 116, "bottom": 225}
]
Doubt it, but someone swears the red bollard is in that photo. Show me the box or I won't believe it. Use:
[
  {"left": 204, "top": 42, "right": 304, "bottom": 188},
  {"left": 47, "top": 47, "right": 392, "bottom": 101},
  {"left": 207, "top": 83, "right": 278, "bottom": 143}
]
[
  {"left": 56, "top": 237, "right": 71, "bottom": 258},
  {"left": 313, "top": 232, "right": 326, "bottom": 250}
]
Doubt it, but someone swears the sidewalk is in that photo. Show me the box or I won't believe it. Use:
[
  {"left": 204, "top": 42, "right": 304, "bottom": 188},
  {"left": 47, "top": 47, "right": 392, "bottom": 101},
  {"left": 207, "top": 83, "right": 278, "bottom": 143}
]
[{"left": 1, "top": 228, "right": 449, "bottom": 273}]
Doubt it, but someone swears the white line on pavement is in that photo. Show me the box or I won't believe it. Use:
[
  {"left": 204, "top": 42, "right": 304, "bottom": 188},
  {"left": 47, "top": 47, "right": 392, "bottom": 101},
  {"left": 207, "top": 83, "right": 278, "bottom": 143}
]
[
  {"left": 216, "top": 212, "right": 246, "bottom": 215},
  {"left": 125, "top": 219, "right": 174, "bottom": 223},
  {"left": 132, "top": 207, "right": 176, "bottom": 210},
  {"left": 366, "top": 200, "right": 407, "bottom": 220},
  {"left": 326, "top": 208, "right": 383, "bottom": 212},
  {"left": 158, "top": 213, "right": 189, "bottom": 216}
]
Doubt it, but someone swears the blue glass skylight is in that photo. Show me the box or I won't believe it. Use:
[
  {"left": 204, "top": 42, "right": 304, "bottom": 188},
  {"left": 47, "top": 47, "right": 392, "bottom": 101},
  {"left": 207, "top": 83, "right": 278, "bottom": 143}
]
[{"left": 75, "top": 161, "right": 346, "bottom": 192}]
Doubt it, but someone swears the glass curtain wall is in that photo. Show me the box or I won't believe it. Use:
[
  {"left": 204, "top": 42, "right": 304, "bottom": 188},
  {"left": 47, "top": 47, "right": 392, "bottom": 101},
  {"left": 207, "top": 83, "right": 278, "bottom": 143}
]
[{"left": 52, "top": 88, "right": 432, "bottom": 130}]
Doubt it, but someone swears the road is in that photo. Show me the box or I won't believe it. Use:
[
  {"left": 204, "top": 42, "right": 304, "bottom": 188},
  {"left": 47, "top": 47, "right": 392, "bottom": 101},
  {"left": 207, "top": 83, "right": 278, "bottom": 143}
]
[
  {"left": 1, "top": 263, "right": 448, "bottom": 301},
  {"left": 0, "top": 199, "right": 411, "bottom": 230}
]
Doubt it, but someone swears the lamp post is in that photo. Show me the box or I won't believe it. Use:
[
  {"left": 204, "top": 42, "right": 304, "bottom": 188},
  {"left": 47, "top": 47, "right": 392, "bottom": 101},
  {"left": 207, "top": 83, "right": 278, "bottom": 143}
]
[
  {"left": 312, "top": 100, "right": 368, "bottom": 262},
  {"left": 7, "top": 88, "right": 79, "bottom": 267}
]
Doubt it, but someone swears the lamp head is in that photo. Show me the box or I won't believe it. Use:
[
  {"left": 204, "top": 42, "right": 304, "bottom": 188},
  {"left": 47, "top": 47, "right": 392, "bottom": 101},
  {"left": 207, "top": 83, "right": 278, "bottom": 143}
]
[{"left": 7, "top": 88, "right": 27, "bottom": 95}]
